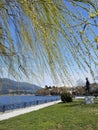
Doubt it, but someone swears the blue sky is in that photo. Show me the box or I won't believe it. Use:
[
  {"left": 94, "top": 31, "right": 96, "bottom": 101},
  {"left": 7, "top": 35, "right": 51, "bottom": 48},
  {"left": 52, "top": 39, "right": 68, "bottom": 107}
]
[{"left": 0, "top": 0, "right": 98, "bottom": 87}]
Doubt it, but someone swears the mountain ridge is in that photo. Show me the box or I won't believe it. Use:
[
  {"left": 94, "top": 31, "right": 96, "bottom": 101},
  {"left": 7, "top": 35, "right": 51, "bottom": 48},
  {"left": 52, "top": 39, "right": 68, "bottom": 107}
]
[{"left": 0, "top": 78, "right": 41, "bottom": 95}]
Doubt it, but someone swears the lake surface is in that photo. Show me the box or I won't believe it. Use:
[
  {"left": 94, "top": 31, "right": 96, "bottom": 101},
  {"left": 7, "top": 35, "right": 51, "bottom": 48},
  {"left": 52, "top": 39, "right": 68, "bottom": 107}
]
[{"left": 0, "top": 95, "right": 60, "bottom": 112}]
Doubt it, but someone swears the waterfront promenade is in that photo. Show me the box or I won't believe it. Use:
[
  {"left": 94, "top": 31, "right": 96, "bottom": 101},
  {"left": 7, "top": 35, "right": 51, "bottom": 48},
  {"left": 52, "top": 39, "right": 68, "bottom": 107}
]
[{"left": 0, "top": 100, "right": 61, "bottom": 121}]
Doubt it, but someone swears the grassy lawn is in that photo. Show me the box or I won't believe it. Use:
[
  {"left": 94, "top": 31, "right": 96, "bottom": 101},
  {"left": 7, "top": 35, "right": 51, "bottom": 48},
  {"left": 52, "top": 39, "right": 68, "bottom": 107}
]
[{"left": 0, "top": 99, "right": 98, "bottom": 130}]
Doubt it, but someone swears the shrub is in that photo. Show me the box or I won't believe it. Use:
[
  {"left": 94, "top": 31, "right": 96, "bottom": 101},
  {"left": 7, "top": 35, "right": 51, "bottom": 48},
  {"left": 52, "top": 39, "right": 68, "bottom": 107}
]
[{"left": 61, "top": 92, "right": 72, "bottom": 103}]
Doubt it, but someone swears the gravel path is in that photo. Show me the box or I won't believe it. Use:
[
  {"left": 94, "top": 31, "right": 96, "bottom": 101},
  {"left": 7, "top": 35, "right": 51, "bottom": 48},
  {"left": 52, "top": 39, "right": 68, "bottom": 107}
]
[{"left": 0, "top": 100, "right": 61, "bottom": 121}]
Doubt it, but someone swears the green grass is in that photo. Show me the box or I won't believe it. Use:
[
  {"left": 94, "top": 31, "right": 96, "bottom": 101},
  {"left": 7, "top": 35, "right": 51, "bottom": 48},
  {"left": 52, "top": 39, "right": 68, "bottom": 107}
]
[{"left": 0, "top": 99, "right": 98, "bottom": 130}]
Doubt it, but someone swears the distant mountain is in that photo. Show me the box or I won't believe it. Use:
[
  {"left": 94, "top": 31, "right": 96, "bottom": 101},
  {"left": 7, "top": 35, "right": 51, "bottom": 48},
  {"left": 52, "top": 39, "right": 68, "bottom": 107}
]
[{"left": 0, "top": 78, "right": 41, "bottom": 95}]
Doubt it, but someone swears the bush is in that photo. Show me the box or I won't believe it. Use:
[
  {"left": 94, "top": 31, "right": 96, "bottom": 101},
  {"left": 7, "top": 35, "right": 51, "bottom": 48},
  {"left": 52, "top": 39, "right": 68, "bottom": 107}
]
[{"left": 61, "top": 92, "right": 72, "bottom": 103}]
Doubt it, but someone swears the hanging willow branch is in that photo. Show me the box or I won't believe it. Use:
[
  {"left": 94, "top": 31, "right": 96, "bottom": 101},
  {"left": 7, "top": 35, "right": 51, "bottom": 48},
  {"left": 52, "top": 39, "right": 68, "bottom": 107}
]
[{"left": 0, "top": 0, "right": 98, "bottom": 86}]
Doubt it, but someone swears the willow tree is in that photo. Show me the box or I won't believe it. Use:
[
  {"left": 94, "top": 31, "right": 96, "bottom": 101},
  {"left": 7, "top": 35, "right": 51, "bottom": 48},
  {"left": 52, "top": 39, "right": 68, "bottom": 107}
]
[{"left": 0, "top": 0, "right": 98, "bottom": 86}]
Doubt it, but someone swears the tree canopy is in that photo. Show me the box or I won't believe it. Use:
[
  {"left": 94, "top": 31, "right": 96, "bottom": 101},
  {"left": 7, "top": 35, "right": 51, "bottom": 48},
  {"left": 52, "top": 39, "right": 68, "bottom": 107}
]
[{"left": 0, "top": 0, "right": 98, "bottom": 86}]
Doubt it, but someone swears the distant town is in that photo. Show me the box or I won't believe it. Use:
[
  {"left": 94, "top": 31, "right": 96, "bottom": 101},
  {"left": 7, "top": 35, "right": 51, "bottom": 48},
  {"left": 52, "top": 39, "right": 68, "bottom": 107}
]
[{"left": 0, "top": 78, "right": 98, "bottom": 97}]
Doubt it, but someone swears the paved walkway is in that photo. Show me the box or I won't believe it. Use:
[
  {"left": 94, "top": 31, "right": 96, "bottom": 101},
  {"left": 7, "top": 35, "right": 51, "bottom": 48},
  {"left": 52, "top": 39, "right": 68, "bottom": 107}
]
[{"left": 0, "top": 100, "right": 61, "bottom": 121}]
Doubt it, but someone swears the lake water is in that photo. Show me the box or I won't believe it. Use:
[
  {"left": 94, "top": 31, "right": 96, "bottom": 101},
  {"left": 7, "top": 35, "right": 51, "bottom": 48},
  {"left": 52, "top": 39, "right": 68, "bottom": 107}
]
[{"left": 0, "top": 95, "right": 60, "bottom": 112}]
